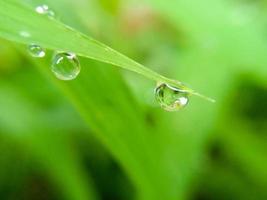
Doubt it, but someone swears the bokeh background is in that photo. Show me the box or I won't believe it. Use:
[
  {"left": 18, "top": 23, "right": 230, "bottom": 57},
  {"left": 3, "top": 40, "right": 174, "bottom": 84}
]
[{"left": 1, "top": 0, "right": 267, "bottom": 199}]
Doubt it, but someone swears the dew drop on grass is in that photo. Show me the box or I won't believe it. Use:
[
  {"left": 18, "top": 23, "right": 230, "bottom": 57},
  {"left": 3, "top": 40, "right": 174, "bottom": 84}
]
[
  {"left": 19, "top": 31, "right": 31, "bottom": 38},
  {"left": 28, "top": 44, "right": 46, "bottom": 58},
  {"left": 155, "top": 83, "right": 189, "bottom": 111},
  {"left": 35, "top": 4, "right": 55, "bottom": 18},
  {"left": 51, "top": 52, "right": 81, "bottom": 81}
]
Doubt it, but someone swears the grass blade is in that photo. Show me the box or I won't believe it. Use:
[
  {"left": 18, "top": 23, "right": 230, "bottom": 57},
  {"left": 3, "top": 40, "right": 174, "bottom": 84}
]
[{"left": 0, "top": 0, "right": 214, "bottom": 101}]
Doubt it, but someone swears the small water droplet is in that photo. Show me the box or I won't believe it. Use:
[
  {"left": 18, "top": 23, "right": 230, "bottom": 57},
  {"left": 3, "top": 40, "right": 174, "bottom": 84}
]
[
  {"left": 155, "top": 83, "right": 189, "bottom": 111},
  {"left": 35, "top": 4, "right": 55, "bottom": 18},
  {"left": 19, "top": 31, "right": 31, "bottom": 38},
  {"left": 28, "top": 44, "right": 46, "bottom": 58},
  {"left": 51, "top": 52, "right": 81, "bottom": 81}
]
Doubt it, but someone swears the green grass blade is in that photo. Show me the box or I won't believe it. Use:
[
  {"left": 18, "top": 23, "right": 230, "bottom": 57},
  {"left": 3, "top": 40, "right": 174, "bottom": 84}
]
[{"left": 0, "top": 0, "right": 214, "bottom": 101}]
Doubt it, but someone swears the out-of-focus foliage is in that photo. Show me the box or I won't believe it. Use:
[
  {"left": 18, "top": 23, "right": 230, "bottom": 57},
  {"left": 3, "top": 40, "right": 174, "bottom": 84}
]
[{"left": 0, "top": 0, "right": 267, "bottom": 200}]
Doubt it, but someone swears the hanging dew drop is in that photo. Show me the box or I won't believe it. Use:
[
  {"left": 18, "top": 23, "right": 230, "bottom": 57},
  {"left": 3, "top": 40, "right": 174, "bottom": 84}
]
[
  {"left": 28, "top": 44, "right": 46, "bottom": 58},
  {"left": 51, "top": 52, "right": 81, "bottom": 81},
  {"left": 155, "top": 83, "right": 189, "bottom": 111},
  {"left": 35, "top": 4, "right": 55, "bottom": 18}
]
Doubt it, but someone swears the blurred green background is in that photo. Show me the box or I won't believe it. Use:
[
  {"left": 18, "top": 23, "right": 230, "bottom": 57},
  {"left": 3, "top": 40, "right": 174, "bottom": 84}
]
[{"left": 1, "top": 0, "right": 267, "bottom": 199}]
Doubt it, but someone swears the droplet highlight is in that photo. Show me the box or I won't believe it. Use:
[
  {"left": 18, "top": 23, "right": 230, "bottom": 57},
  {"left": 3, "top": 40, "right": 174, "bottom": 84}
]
[
  {"left": 155, "top": 83, "right": 189, "bottom": 111},
  {"left": 51, "top": 52, "right": 81, "bottom": 81},
  {"left": 35, "top": 4, "right": 55, "bottom": 18},
  {"left": 28, "top": 44, "right": 46, "bottom": 58}
]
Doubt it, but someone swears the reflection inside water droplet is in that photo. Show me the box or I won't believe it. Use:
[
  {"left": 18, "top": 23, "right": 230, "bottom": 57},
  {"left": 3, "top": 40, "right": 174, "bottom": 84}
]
[
  {"left": 155, "top": 83, "right": 189, "bottom": 111},
  {"left": 35, "top": 4, "right": 55, "bottom": 18},
  {"left": 51, "top": 52, "right": 81, "bottom": 81},
  {"left": 28, "top": 44, "right": 46, "bottom": 58}
]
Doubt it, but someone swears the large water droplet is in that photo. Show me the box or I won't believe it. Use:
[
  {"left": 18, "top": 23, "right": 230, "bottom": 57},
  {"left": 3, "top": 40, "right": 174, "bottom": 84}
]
[
  {"left": 51, "top": 52, "right": 81, "bottom": 81},
  {"left": 35, "top": 4, "right": 55, "bottom": 18},
  {"left": 28, "top": 44, "right": 46, "bottom": 58},
  {"left": 155, "top": 83, "right": 189, "bottom": 111}
]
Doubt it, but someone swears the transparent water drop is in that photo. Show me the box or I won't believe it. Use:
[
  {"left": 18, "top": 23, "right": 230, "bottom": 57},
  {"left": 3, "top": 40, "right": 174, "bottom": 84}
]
[
  {"left": 51, "top": 52, "right": 81, "bottom": 81},
  {"left": 35, "top": 4, "right": 55, "bottom": 18},
  {"left": 28, "top": 44, "right": 46, "bottom": 58},
  {"left": 155, "top": 83, "right": 189, "bottom": 111},
  {"left": 19, "top": 31, "right": 31, "bottom": 38}
]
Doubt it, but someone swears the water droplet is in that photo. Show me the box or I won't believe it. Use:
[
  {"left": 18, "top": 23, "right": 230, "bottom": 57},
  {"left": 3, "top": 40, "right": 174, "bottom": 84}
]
[
  {"left": 19, "top": 31, "right": 31, "bottom": 38},
  {"left": 28, "top": 44, "right": 46, "bottom": 58},
  {"left": 155, "top": 83, "right": 189, "bottom": 111},
  {"left": 35, "top": 4, "right": 55, "bottom": 18},
  {"left": 51, "top": 52, "right": 81, "bottom": 81}
]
